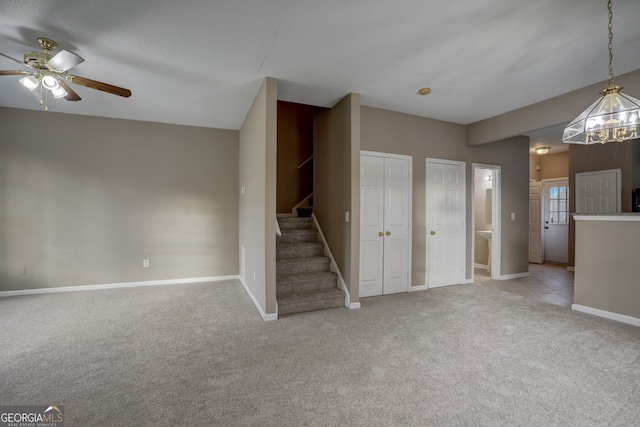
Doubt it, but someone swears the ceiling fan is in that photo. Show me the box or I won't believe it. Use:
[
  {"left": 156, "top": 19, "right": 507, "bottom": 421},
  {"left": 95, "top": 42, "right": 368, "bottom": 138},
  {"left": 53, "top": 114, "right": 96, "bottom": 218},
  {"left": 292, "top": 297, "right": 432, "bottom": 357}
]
[{"left": 0, "top": 37, "right": 131, "bottom": 108}]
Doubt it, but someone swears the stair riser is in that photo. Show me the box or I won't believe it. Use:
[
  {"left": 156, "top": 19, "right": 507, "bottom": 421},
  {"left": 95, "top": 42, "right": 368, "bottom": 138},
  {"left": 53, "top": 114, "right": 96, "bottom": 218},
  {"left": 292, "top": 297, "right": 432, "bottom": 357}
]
[
  {"left": 277, "top": 232, "right": 318, "bottom": 243},
  {"left": 279, "top": 297, "right": 344, "bottom": 316},
  {"left": 278, "top": 219, "right": 314, "bottom": 230},
  {"left": 277, "top": 244, "right": 324, "bottom": 259},
  {"left": 277, "top": 260, "right": 330, "bottom": 275},
  {"left": 277, "top": 277, "right": 338, "bottom": 293}
]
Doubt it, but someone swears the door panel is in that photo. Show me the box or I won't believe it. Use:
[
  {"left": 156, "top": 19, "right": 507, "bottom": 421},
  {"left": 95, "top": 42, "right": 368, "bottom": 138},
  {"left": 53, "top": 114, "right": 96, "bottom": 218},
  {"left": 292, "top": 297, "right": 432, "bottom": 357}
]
[
  {"left": 383, "top": 157, "right": 410, "bottom": 294},
  {"left": 529, "top": 182, "right": 543, "bottom": 263},
  {"left": 576, "top": 169, "right": 620, "bottom": 214},
  {"left": 360, "top": 156, "right": 385, "bottom": 298},
  {"left": 426, "top": 159, "right": 465, "bottom": 287}
]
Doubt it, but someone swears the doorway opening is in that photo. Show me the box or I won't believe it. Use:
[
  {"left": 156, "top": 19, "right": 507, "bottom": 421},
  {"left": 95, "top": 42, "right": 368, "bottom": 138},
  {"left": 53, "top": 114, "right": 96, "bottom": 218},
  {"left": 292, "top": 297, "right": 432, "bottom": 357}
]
[{"left": 472, "top": 164, "right": 501, "bottom": 279}]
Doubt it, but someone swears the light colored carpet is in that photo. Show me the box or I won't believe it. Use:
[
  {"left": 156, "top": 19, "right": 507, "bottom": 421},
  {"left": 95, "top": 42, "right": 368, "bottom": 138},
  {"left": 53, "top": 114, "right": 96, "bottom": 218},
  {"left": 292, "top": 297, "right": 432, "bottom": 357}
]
[{"left": 1, "top": 281, "right": 639, "bottom": 426}]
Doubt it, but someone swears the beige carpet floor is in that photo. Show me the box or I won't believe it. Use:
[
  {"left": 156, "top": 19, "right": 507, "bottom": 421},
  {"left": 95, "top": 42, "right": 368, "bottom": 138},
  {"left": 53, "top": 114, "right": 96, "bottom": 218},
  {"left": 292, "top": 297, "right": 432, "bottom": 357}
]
[{"left": 1, "top": 281, "right": 639, "bottom": 426}]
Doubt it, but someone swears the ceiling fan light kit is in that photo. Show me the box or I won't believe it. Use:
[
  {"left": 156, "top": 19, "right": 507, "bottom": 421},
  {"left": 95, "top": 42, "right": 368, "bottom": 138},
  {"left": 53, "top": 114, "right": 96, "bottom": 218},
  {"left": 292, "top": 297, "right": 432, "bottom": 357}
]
[
  {"left": 0, "top": 36, "right": 131, "bottom": 111},
  {"left": 562, "top": 0, "right": 640, "bottom": 145},
  {"left": 19, "top": 75, "right": 39, "bottom": 91}
]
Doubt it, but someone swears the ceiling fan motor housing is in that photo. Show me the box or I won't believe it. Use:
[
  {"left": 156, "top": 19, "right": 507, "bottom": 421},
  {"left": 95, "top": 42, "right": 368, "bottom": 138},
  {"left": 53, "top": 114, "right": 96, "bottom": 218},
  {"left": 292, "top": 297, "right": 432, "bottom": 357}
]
[{"left": 23, "top": 51, "right": 54, "bottom": 71}]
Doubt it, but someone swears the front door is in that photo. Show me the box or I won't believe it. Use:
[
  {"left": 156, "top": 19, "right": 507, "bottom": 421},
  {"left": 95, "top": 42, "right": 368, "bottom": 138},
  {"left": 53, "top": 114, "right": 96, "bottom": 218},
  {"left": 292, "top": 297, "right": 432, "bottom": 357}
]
[
  {"left": 360, "top": 153, "right": 411, "bottom": 297},
  {"left": 543, "top": 179, "right": 569, "bottom": 263},
  {"left": 426, "top": 159, "right": 465, "bottom": 288}
]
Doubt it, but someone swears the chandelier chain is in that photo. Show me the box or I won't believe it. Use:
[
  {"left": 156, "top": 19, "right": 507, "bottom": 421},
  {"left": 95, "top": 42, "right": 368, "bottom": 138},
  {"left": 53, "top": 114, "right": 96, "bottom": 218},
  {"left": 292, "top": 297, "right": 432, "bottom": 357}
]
[{"left": 608, "top": 0, "right": 614, "bottom": 85}]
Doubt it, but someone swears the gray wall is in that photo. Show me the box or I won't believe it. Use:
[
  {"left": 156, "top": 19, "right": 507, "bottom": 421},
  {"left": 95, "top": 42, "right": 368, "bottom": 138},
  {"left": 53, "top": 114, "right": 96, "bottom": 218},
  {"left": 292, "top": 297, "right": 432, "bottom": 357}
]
[
  {"left": 467, "top": 69, "right": 640, "bottom": 146},
  {"left": 314, "top": 94, "right": 361, "bottom": 301},
  {"left": 238, "top": 78, "right": 278, "bottom": 316},
  {"left": 0, "top": 107, "right": 239, "bottom": 291},
  {"left": 361, "top": 106, "right": 530, "bottom": 284},
  {"left": 574, "top": 218, "right": 640, "bottom": 319}
]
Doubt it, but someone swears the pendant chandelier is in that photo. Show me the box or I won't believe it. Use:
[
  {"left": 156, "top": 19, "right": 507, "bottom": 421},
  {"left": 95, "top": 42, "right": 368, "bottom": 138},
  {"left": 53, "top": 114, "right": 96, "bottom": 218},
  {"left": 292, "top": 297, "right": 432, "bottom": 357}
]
[{"left": 562, "top": 0, "right": 640, "bottom": 144}]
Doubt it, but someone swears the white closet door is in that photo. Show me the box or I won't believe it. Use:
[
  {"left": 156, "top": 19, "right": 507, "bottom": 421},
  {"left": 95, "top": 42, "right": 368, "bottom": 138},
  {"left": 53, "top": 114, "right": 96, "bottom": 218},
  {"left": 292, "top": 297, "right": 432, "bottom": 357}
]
[
  {"left": 383, "top": 158, "right": 411, "bottom": 294},
  {"left": 360, "top": 154, "right": 411, "bottom": 297},
  {"left": 360, "top": 156, "right": 385, "bottom": 298}
]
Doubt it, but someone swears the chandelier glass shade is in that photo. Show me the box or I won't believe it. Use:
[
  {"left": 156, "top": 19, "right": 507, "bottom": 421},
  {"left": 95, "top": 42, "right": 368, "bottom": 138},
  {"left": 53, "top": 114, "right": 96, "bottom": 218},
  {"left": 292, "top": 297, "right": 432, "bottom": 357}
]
[
  {"left": 562, "top": 86, "right": 640, "bottom": 144},
  {"left": 562, "top": 0, "right": 640, "bottom": 145}
]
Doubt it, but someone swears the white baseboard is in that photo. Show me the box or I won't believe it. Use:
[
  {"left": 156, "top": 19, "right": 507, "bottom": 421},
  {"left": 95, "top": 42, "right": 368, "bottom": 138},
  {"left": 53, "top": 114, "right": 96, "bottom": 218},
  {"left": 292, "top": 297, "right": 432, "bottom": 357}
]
[
  {"left": 348, "top": 302, "right": 361, "bottom": 309},
  {"left": 0, "top": 275, "right": 238, "bottom": 298},
  {"left": 566, "top": 266, "right": 575, "bottom": 272},
  {"left": 238, "top": 277, "right": 278, "bottom": 321},
  {"left": 572, "top": 304, "right": 640, "bottom": 327},
  {"left": 498, "top": 272, "right": 530, "bottom": 280},
  {"left": 409, "top": 284, "right": 429, "bottom": 292},
  {"left": 474, "top": 263, "right": 488, "bottom": 270}
]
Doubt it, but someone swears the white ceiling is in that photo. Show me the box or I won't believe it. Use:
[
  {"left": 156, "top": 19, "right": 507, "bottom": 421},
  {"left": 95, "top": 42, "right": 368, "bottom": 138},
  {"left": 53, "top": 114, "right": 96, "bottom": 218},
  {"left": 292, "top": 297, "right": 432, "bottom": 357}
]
[{"left": 1, "top": 0, "right": 639, "bottom": 139}]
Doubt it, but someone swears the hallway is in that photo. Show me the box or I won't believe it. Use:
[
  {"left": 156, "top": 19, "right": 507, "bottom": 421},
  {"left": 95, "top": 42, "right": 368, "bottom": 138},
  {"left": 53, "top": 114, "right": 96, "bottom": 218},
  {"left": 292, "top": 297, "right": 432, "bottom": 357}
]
[{"left": 474, "top": 263, "right": 574, "bottom": 308}]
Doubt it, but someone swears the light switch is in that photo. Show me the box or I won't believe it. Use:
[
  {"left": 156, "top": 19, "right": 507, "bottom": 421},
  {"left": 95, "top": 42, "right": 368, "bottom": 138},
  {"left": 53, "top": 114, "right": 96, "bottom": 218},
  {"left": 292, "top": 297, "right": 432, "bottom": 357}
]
[
  {"left": 511, "top": 212, "right": 516, "bottom": 221},
  {"left": 345, "top": 211, "right": 350, "bottom": 223},
  {"left": 241, "top": 186, "right": 246, "bottom": 196}
]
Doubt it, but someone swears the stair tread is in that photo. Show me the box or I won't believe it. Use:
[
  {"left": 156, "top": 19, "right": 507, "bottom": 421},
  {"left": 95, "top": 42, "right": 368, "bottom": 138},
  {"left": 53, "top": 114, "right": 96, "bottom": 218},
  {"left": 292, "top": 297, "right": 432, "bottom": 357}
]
[{"left": 277, "top": 287, "right": 345, "bottom": 304}]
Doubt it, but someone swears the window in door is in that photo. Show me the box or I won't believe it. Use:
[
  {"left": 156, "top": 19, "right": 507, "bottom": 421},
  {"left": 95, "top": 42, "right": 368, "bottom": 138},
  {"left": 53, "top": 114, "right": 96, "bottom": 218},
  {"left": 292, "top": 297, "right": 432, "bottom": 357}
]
[{"left": 548, "top": 185, "right": 569, "bottom": 225}]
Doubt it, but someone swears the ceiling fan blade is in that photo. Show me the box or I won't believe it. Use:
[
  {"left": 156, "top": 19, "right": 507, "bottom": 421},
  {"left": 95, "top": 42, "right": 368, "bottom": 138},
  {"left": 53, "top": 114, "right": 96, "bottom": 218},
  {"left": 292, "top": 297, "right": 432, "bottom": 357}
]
[
  {"left": 57, "top": 78, "right": 82, "bottom": 101},
  {"left": 47, "top": 49, "right": 84, "bottom": 72},
  {"left": 67, "top": 74, "right": 131, "bottom": 98},
  {"left": 0, "top": 52, "right": 25, "bottom": 65},
  {"left": 0, "top": 70, "right": 31, "bottom": 76}
]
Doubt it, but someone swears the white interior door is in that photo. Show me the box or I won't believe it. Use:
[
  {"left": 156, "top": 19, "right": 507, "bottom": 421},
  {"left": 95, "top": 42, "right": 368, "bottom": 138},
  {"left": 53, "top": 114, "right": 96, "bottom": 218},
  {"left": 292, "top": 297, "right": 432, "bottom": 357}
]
[
  {"left": 576, "top": 169, "right": 621, "bottom": 214},
  {"left": 426, "top": 159, "right": 465, "bottom": 288},
  {"left": 360, "top": 156, "right": 385, "bottom": 297},
  {"left": 383, "top": 158, "right": 411, "bottom": 294},
  {"left": 529, "top": 182, "right": 543, "bottom": 264},
  {"left": 360, "top": 153, "right": 411, "bottom": 297},
  {"left": 543, "top": 179, "right": 569, "bottom": 264}
]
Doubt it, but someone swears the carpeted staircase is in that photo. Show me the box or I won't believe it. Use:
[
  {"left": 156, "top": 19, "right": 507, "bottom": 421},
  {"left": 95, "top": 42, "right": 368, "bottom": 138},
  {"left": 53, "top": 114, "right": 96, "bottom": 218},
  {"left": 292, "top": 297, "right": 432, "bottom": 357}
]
[{"left": 276, "top": 217, "right": 345, "bottom": 316}]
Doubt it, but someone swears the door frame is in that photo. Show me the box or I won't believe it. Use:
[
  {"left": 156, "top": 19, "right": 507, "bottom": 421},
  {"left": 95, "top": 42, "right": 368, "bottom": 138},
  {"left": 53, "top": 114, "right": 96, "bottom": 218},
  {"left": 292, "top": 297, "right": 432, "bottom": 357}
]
[
  {"left": 360, "top": 150, "right": 413, "bottom": 294},
  {"left": 471, "top": 164, "right": 502, "bottom": 280},
  {"left": 426, "top": 158, "right": 466, "bottom": 287},
  {"left": 541, "top": 177, "right": 569, "bottom": 263}
]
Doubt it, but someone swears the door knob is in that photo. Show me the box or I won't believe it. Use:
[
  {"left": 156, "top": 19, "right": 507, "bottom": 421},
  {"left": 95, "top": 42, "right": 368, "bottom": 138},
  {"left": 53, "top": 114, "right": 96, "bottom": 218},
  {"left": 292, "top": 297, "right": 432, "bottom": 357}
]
[
  {"left": 430, "top": 230, "right": 436, "bottom": 235},
  {"left": 378, "top": 232, "right": 384, "bottom": 237},
  {"left": 385, "top": 231, "right": 391, "bottom": 236}
]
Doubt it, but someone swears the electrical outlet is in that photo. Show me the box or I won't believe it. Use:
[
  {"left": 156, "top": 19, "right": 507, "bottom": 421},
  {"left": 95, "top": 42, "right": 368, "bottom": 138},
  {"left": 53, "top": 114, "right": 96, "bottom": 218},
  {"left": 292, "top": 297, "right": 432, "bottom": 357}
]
[
  {"left": 18, "top": 265, "right": 26, "bottom": 275},
  {"left": 143, "top": 259, "right": 150, "bottom": 268}
]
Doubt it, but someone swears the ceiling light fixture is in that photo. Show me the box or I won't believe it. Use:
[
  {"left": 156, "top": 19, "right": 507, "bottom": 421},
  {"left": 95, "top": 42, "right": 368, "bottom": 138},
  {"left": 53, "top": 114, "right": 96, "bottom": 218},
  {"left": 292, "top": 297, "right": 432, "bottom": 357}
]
[
  {"left": 535, "top": 147, "right": 551, "bottom": 155},
  {"left": 19, "top": 75, "right": 40, "bottom": 91},
  {"left": 417, "top": 87, "right": 431, "bottom": 96},
  {"left": 562, "top": 0, "right": 640, "bottom": 145}
]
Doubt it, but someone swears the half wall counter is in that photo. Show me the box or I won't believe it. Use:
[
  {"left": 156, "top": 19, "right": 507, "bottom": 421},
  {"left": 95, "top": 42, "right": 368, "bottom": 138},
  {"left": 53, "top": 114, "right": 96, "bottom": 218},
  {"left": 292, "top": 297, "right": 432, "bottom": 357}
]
[{"left": 573, "top": 214, "right": 640, "bottom": 327}]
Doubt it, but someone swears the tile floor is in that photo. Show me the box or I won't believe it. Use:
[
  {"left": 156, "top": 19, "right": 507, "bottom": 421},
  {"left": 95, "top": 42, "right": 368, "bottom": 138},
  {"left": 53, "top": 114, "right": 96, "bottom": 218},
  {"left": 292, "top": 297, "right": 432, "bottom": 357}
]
[{"left": 473, "top": 263, "right": 574, "bottom": 308}]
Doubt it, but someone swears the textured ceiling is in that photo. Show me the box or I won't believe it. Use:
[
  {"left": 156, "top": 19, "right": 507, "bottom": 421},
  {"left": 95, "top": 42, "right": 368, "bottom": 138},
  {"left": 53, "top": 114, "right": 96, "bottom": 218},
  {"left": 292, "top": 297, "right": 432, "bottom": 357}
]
[{"left": 1, "top": 0, "right": 639, "bottom": 135}]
